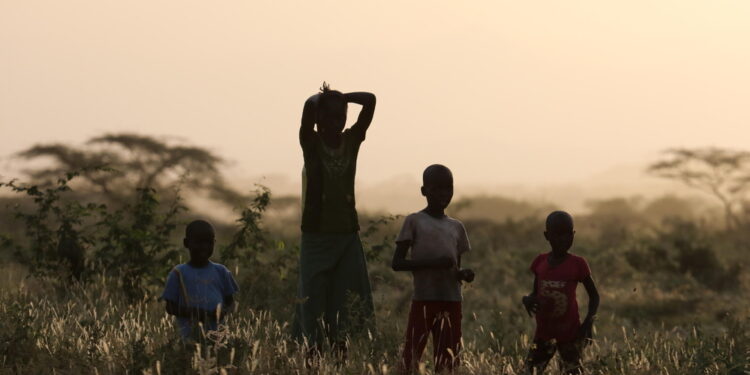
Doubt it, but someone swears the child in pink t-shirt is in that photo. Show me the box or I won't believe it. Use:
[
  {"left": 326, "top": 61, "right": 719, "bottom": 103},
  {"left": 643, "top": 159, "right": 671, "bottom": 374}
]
[
  {"left": 521, "top": 211, "right": 600, "bottom": 375},
  {"left": 392, "top": 164, "right": 474, "bottom": 374}
]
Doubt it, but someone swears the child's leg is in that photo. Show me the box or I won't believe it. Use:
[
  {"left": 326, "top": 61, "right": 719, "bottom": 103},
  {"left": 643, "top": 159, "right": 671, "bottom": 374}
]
[
  {"left": 431, "top": 301, "right": 462, "bottom": 373},
  {"left": 523, "top": 340, "right": 556, "bottom": 375},
  {"left": 401, "top": 301, "right": 435, "bottom": 374},
  {"left": 557, "top": 340, "right": 583, "bottom": 375}
]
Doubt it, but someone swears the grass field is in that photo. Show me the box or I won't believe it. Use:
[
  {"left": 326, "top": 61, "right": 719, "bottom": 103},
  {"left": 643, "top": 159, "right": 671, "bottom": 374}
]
[
  {"left": 0, "top": 182, "right": 748, "bottom": 374},
  {"left": 0, "top": 244, "right": 747, "bottom": 375}
]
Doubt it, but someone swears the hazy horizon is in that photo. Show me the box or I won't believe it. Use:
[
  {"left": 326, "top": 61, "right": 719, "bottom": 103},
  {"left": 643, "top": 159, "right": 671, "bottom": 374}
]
[{"left": 3, "top": 1, "right": 749, "bottom": 189}]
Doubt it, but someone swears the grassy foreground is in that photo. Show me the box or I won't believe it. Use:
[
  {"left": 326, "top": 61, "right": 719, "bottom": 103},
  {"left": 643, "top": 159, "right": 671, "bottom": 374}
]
[
  {"left": 0, "top": 178, "right": 748, "bottom": 373},
  {"left": 0, "top": 264, "right": 747, "bottom": 375}
]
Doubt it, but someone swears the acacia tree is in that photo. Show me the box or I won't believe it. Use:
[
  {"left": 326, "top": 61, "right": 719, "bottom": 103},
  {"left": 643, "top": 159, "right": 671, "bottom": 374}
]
[
  {"left": 648, "top": 147, "right": 750, "bottom": 229},
  {"left": 16, "top": 133, "right": 247, "bottom": 206}
]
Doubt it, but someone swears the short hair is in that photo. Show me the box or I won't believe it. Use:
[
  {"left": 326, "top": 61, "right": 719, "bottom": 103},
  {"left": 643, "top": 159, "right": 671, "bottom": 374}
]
[
  {"left": 318, "top": 82, "right": 346, "bottom": 113},
  {"left": 423, "top": 164, "right": 453, "bottom": 186},
  {"left": 545, "top": 211, "right": 574, "bottom": 233},
  {"left": 185, "top": 219, "right": 214, "bottom": 238}
]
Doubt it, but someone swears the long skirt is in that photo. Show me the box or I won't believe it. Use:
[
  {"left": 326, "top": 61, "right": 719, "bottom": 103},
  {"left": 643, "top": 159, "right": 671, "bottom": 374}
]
[{"left": 292, "top": 232, "right": 374, "bottom": 348}]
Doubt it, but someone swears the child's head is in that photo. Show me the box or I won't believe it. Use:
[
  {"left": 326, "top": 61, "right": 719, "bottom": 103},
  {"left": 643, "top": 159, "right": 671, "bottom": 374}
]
[
  {"left": 421, "top": 164, "right": 454, "bottom": 210},
  {"left": 544, "top": 211, "right": 575, "bottom": 254},
  {"left": 316, "top": 82, "right": 347, "bottom": 135},
  {"left": 183, "top": 219, "right": 215, "bottom": 265}
]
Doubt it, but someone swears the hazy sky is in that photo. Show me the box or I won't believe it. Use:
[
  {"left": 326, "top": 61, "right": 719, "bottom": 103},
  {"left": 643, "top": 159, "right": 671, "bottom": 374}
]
[{"left": 2, "top": 1, "right": 749, "bottom": 187}]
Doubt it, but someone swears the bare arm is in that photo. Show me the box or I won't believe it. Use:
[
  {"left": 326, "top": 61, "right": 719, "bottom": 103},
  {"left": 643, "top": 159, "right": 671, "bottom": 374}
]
[
  {"left": 582, "top": 275, "right": 599, "bottom": 321},
  {"left": 224, "top": 295, "right": 234, "bottom": 309},
  {"left": 299, "top": 94, "right": 319, "bottom": 145},
  {"left": 579, "top": 275, "right": 599, "bottom": 344},
  {"left": 391, "top": 241, "right": 454, "bottom": 271},
  {"left": 220, "top": 295, "right": 235, "bottom": 319},
  {"left": 521, "top": 276, "right": 539, "bottom": 316},
  {"left": 346, "top": 92, "right": 376, "bottom": 139}
]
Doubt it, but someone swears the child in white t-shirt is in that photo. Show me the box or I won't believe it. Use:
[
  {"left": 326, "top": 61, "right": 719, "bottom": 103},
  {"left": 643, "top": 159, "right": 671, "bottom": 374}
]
[{"left": 392, "top": 164, "right": 474, "bottom": 374}]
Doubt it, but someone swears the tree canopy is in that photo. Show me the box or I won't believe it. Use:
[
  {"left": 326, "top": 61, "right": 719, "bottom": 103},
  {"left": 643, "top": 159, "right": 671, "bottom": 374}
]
[
  {"left": 16, "top": 133, "right": 247, "bottom": 207},
  {"left": 648, "top": 147, "right": 750, "bottom": 229}
]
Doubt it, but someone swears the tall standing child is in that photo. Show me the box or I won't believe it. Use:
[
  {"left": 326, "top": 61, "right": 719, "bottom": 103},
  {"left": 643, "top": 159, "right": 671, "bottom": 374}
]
[
  {"left": 294, "top": 83, "right": 377, "bottom": 353},
  {"left": 522, "top": 211, "right": 600, "bottom": 375},
  {"left": 392, "top": 164, "right": 474, "bottom": 374},
  {"left": 161, "top": 220, "right": 239, "bottom": 340}
]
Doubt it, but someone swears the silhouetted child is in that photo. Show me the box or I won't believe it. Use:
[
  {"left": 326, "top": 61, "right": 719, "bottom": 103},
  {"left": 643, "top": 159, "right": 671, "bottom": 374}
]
[
  {"left": 392, "top": 164, "right": 474, "bottom": 374},
  {"left": 161, "top": 220, "right": 239, "bottom": 340},
  {"left": 522, "top": 211, "right": 599, "bottom": 375},
  {"left": 294, "top": 83, "right": 377, "bottom": 353}
]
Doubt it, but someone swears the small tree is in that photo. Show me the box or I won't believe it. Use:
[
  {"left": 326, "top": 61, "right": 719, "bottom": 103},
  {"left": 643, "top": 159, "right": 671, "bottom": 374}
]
[
  {"left": 219, "top": 185, "right": 271, "bottom": 263},
  {"left": 0, "top": 172, "right": 95, "bottom": 279},
  {"left": 648, "top": 147, "right": 750, "bottom": 229}
]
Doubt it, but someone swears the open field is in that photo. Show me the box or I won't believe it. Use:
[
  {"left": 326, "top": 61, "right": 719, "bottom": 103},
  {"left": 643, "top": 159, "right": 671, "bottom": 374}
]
[
  {"left": 0, "top": 258, "right": 747, "bottom": 375},
  {"left": 0, "top": 171, "right": 748, "bottom": 374}
]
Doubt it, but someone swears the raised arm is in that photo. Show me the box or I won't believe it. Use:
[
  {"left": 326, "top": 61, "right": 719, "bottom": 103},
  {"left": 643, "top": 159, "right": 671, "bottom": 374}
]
[
  {"left": 391, "top": 240, "right": 454, "bottom": 271},
  {"left": 299, "top": 94, "right": 319, "bottom": 145},
  {"left": 346, "top": 92, "right": 376, "bottom": 139}
]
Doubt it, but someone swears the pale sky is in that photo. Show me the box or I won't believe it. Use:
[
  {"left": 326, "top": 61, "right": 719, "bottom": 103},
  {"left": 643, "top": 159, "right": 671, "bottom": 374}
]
[{"left": 2, "top": 1, "right": 749, "bottom": 188}]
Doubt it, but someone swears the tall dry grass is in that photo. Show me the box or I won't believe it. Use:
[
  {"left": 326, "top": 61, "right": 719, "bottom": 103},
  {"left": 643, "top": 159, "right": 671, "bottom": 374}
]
[{"left": 0, "top": 263, "right": 746, "bottom": 375}]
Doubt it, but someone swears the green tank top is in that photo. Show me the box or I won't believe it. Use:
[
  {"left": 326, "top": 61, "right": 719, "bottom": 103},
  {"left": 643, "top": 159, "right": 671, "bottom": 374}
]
[{"left": 301, "top": 129, "right": 363, "bottom": 233}]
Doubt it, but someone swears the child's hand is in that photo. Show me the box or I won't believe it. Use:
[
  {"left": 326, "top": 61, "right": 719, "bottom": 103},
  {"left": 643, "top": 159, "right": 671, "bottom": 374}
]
[
  {"left": 578, "top": 317, "right": 595, "bottom": 346},
  {"left": 458, "top": 268, "right": 475, "bottom": 283},
  {"left": 522, "top": 295, "right": 539, "bottom": 317}
]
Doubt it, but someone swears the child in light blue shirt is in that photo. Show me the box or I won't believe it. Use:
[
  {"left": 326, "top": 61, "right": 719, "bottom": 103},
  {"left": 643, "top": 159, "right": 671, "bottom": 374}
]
[{"left": 161, "top": 220, "right": 239, "bottom": 339}]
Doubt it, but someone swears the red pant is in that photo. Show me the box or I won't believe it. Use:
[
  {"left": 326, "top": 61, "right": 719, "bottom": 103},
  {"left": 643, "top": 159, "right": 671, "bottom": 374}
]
[{"left": 401, "top": 301, "right": 462, "bottom": 374}]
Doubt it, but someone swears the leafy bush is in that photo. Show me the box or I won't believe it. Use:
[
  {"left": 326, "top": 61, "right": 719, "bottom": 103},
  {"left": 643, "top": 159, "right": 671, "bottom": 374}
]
[
  {"left": 1, "top": 173, "right": 198, "bottom": 300},
  {"left": 624, "top": 219, "right": 742, "bottom": 290},
  {"left": 1, "top": 172, "right": 100, "bottom": 280}
]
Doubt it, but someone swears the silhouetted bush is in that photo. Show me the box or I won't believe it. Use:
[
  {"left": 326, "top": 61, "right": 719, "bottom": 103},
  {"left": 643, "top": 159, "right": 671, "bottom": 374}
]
[{"left": 624, "top": 219, "right": 741, "bottom": 290}]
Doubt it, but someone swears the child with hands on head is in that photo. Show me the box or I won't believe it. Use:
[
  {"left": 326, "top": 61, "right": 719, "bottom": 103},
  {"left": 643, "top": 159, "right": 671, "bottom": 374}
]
[{"left": 294, "top": 82, "right": 377, "bottom": 356}]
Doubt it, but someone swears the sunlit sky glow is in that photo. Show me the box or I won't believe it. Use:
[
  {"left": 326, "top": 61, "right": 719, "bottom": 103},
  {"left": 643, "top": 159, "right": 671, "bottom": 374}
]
[{"left": 2, "top": 1, "right": 749, "bottom": 191}]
